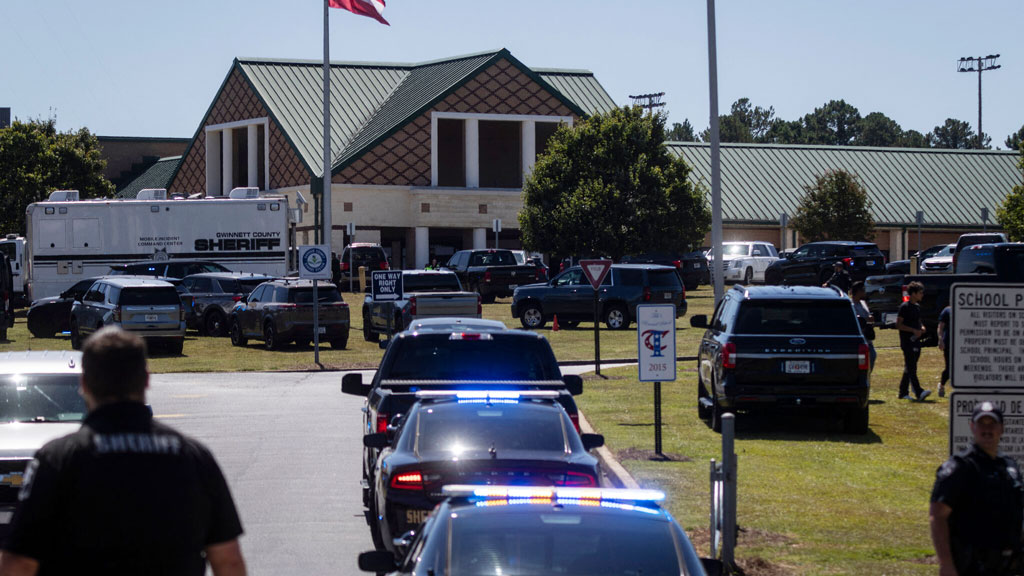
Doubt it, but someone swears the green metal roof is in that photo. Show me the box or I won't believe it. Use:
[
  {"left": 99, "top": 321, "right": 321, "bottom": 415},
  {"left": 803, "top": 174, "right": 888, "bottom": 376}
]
[
  {"left": 667, "top": 142, "right": 1022, "bottom": 228},
  {"left": 235, "top": 49, "right": 615, "bottom": 178},
  {"left": 116, "top": 156, "right": 182, "bottom": 199}
]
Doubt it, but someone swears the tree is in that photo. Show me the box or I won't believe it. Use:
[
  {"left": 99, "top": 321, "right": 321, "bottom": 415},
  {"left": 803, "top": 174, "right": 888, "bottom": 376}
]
[
  {"left": 699, "top": 98, "right": 776, "bottom": 143},
  {"left": 666, "top": 119, "right": 697, "bottom": 142},
  {"left": 1005, "top": 124, "right": 1024, "bottom": 151},
  {"left": 0, "top": 117, "right": 113, "bottom": 234},
  {"left": 996, "top": 143, "right": 1024, "bottom": 241},
  {"left": 928, "top": 118, "right": 990, "bottom": 149},
  {"left": 763, "top": 118, "right": 806, "bottom": 144},
  {"left": 802, "top": 100, "right": 862, "bottom": 146},
  {"left": 855, "top": 112, "right": 902, "bottom": 147},
  {"left": 898, "top": 129, "right": 929, "bottom": 148},
  {"left": 789, "top": 169, "right": 875, "bottom": 242},
  {"left": 519, "top": 107, "right": 710, "bottom": 260}
]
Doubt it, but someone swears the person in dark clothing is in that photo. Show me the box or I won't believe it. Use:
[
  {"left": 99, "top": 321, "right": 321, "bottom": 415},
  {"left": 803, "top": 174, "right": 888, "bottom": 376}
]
[
  {"left": 823, "top": 261, "right": 853, "bottom": 294},
  {"left": 0, "top": 327, "right": 246, "bottom": 576},
  {"left": 896, "top": 281, "right": 931, "bottom": 401},
  {"left": 931, "top": 401, "right": 1024, "bottom": 576},
  {"left": 938, "top": 305, "right": 952, "bottom": 397},
  {"left": 331, "top": 252, "right": 342, "bottom": 286}
]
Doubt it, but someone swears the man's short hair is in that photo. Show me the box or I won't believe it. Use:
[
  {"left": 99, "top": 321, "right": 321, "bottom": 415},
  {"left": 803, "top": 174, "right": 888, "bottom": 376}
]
[
  {"left": 907, "top": 281, "right": 925, "bottom": 295},
  {"left": 851, "top": 281, "right": 866, "bottom": 295},
  {"left": 81, "top": 327, "right": 148, "bottom": 401}
]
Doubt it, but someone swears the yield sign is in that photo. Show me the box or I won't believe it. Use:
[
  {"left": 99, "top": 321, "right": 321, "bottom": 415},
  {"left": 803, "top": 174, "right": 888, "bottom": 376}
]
[{"left": 580, "top": 259, "right": 612, "bottom": 290}]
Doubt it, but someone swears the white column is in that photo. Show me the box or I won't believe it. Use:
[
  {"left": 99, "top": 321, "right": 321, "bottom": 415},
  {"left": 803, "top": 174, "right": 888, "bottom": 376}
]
[
  {"left": 222, "top": 128, "right": 234, "bottom": 194},
  {"left": 890, "top": 229, "right": 904, "bottom": 261},
  {"left": 247, "top": 124, "right": 259, "bottom": 188},
  {"left": 522, "top": 120, "right": 536, "bottom": 178},
  {"left": 205, "top": 130, "right": 222, "bottom": 196},
  {"left": 472, "top": 228, "right": 487, "bottom": 250},
  {"left": 465, "top": 118, "right": 479, "bottom": 188},
  {"left": 415, "top": 227, "right": 430, "bottom": 269}
]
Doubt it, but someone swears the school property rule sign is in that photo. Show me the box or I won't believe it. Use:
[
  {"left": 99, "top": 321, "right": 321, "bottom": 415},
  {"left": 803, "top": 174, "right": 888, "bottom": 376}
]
[{"left": 951, "top": 283, "right": 1024, "bottom": 389}]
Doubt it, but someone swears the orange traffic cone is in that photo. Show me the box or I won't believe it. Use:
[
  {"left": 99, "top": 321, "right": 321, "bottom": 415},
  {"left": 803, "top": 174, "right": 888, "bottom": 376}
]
[{"left": 552, "top": 314, "right": 560, "bottom": 332}]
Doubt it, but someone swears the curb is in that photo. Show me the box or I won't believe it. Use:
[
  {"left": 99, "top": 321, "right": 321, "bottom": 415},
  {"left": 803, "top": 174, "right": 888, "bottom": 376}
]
[{"left": 577, "top": 410, "right": 640, "bottom": 489}]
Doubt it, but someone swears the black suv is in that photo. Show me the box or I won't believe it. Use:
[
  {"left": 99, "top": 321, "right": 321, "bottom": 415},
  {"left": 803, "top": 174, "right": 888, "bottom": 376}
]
[
  {"left": 620, "top": 251, "right": 709, "bottom": 291},
  {"left": 228, "top": 279, "right": 350, "bottom": 350},
  {"left": 690, "top": 285, "right": 871, "bottom": 434},
  {"left": 179, "top": 273, "right": 275, "bottom": 336},
  {"left": 339, "top": 243, "right": 389, "bottom": 289},
  {"left": 763, "top": 241, "right": 885, "bottom": 286},
  {"left": 511, "top": 264, "right": 685, "bottom": 330}
]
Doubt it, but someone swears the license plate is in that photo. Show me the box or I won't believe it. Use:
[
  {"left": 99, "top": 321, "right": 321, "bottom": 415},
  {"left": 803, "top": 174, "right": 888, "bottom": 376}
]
[
  {"left": 693, "top": 263, "right": 701, "bottom": 268},
  {"left": 318, "top": 327, "right": 326, "bottom": 334},
  {"left": 664, "top": 292, "right": 672, "bottom": 298},
  {"left": 866, "top": 260, "right": 875, "bottom": 266},
  {"left": 784, "top": 360, "right": 811, "bottom": 374},
  {"left": 145, "top": 314, "right": 158, "bottom": 322},
  {"left": 509, "top": 284, "right": 518, "bottom": 289},
  {"left": 405, "top": 509, "right": 430, "bottom": 524}
]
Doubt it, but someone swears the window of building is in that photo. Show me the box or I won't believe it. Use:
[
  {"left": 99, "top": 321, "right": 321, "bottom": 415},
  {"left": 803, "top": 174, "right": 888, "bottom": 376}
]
[
  {"left": 437, "top": 119, "right": 465, "bottom": 187},
  {"left": 536, "top": 121, "right": 560, "bottom": 160},
  {"left": 479, "top": 120, "right": 521, "bottom": 188}
]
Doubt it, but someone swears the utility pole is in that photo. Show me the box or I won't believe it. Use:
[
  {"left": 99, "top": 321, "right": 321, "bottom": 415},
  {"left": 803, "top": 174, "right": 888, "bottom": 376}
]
[
  {"left": 629, "top": 92, "right": 666, "bottom": 115},
  {"left": 957, "top": 55, "right": 1001, "bottom": 149}
]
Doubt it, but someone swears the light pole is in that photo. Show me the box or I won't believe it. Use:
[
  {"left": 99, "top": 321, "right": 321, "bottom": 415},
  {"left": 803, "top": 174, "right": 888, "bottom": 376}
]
[{"left": 957, "top": 55, "right": 1001, "bottom": 149}]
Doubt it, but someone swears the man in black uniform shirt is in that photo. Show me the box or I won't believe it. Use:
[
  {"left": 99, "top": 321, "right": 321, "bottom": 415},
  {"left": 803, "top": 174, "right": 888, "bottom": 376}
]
[
  {"left": 896, "top": 281, "right": 931, "bottom": 401},
  {"left": 823, "top": 261, "right": 852, "bottom": 294},
  {"left": 931, "top": 402, "right": 1024, "bottom": 576},
  {"left": 0, "top": 327, "right": 247, "bottom": 576}
]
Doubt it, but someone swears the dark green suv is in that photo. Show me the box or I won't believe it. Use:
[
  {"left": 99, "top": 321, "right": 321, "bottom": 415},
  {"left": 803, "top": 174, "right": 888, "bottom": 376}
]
[{"left": 229, "top": 279, "right": 350, "bottom": 350}]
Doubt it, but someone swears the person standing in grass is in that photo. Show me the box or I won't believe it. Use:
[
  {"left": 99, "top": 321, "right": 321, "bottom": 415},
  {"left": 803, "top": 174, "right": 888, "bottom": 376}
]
[
  {"left": 937, "top": 305, "right": 952, "bottom": 398},
  {"left": 896, "top": 281, "right": 931, "bottom": 401}
]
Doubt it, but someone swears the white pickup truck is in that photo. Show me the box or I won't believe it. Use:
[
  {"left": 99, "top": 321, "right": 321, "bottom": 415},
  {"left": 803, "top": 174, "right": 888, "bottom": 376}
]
[{"left": 361, "top": 270, "right": 481, "bottom": 341}]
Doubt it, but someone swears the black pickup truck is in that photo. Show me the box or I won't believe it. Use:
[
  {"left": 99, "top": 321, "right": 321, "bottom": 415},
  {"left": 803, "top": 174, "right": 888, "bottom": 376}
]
[
  {"left": 443, "top": 249, "right": 542, "bottom": 303},
  {"left": 340, "top": 329, "right": 583, "bottom": 507},
  {"left": 865, "top": 243, "right": 1024, "bottom": 342}
]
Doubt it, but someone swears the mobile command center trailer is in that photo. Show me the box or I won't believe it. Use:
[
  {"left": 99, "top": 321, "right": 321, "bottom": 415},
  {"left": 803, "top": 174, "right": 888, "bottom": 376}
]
[
  {"left": 0, "top": 235, "right": 27, "bottom": 307},
  {"left": 25, "top": 191, "right": 296, "bottom": 301}
]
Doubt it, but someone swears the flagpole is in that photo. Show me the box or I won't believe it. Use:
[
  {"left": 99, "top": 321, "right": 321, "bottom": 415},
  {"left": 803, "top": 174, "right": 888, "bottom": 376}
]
[{"left": 322, "top": 0, "right": 333, "bottom": 248}]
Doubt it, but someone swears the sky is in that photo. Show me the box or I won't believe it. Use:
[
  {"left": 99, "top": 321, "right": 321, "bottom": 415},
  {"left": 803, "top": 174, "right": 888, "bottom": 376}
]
[{"left": 3, "top": 0, "right": 1022, "bottom": 149}]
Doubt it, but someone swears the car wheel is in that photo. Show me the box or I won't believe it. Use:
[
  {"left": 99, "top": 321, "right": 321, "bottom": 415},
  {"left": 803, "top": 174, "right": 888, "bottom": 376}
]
[
  {"left": 204, "top": 310, "right": 227, "bottom": 337},
  {"left": 363, "top": 316, "right": 379, "bottom": 342},
  {"left": 263, "top": 322, "right": 279, "bottom": 351},
  {"left": 710, "top": 392, "right": 726, "bottom": 433},
  {"left": 604, "top": 304, "right": 629, "bottom": 330},
  {"left": 481, "top": 293, "right": 496, "bottom": 304},
  {"left": 367, "top": 492, "right": 387, "bottom": 551},
  {"left": 70, "top": 319, "right": 82, "bottom": 350},
  {"left": 684, "top": 280, "right": 698, "bottom": 292},
  {"left": 27, "top": 314, "right": 55, "bottom": 338},
  {"left": 844, "top": 405, "right": 870, "bottom": 435},
  {"left": 331, "top": 330, "right": 349, "bottom": 350},
  {"left": 166, "top": 338, "right": 184, "bottom": 356},
  {"left": 0, "top": 326, "right": 6, "bottom": 341},
  {"left": 519, "top": 304, "right": 545, "bottom": 329},
  {"left": 697, "top": 372, "right": 711, "bottom": 420},
  {"left": 744, "top": 267, "right": 753, "bottom": 285},
  {"left": 230, "top": 320, "right": 247, "bottom": 347}
]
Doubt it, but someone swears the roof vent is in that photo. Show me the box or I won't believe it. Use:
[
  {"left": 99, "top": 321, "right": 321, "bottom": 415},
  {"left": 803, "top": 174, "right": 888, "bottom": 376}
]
[
  {"left": 229, "top": 187, "right": 260, "bottom": 199},
  {"left": 48, "top": 190, "right": 80, "bottom": 202},
  {"left": 137, "top": 188, "right": 168, "bottom": 201}
]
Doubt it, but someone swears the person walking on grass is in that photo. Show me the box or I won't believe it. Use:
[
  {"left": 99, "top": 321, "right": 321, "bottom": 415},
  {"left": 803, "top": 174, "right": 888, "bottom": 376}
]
[
  {"left": 938, "top": 305, "right": 952, "bottom": 398},
  {"left": 896, "top": 281, "right": 931, "bottom": 401}
]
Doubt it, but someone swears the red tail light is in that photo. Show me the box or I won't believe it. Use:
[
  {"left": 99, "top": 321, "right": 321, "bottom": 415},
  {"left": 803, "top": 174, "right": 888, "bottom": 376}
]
[
  {"left": 340, "top": 262, "right": 350, "bottom": 272},
  {"left": 375, "top": 413, "right": 389, "bottom": 434},
  {"left": 901, "top": 284, "right": 909, "bottom": 303},
  {"left": 390, "top": 471, "right": 423, "bottom": 490},
  {"left": 232, "top": 295, "right": 242, "bottom": 302},
  {"left": 112, "top": 306, "right": 121, "bottom": 322},
  {"left": 409, "top": 295, "right": 417, "bottom": 316},
  {"left": 672, "top": 260, "right": 682, "bottom": 268},
  {"left": 484, "top": 270, "right": 492, "bottom": 283},
  {"left": 380, "top": 261, "right": 389, "bottom": 270},
  {"left": 722, "top": 342, "right": 737, "bottom": 369},
  {"left": 858, "top": 343, "right": 870, "bottom": 371},
  {"left": 569, "top": 413, "right": 581, "bottom": 433},
  {"left": 643, "top": 287, "right": 651, "bottom": 301},
  {"left": 476, "top": 294, "right": 482, "bottom": 315},
  {"left": 553, "top": 471, "right": 597, "bottom": 487},
  {"left": 843, "top": 257, "right": 852, "bottom": 266}
]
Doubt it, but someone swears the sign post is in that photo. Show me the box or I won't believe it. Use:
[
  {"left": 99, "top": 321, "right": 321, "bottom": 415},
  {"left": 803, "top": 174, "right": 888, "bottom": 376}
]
[
  {"left": 371, "top": 270, "right": 404, "bottom": 338},
  {"left": 492, "top": 218, "right": 501, "bottom": 249},
  {"left": 580, "top": 260, "right": 612, "bottom": 376},
  {"left": 298, "top": 245, "right": 331, "bottom": 364},
  {"left": 949, "top": 283, "right": 1024, "bottom": 465},
  {"left": 638, "top": 304, "right": 677, "bottom": 456}
]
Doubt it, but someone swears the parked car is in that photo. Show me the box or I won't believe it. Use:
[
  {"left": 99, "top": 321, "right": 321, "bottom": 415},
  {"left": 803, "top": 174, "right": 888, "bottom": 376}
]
[
  {"left": 179, "top": 272, "right": 275, "bottom": 336},
  {"left": 69, "top": 277, "right": 186, "bottom": 354},
  {"left": 705, "top": 241, "right": 780, "bottom": 284},
  {"left": 620, "top": 251, "right": 708, "bottom": 291},
  {"left": 339, "top": 243, "right": 389, "bottom": 289},
  {"left": 363, "top": 390, "right": 604, "bottom": 552},
  {"left": 26, "top": 277, "right": 103, "bottom": 338},
  {"left": 0, "top": 351, "right": 88, "bottom": 540},
  {"left": 919, "top": 244, "right": 956, "bottom": 274},
  {"left": 108, "top": 259, "right": 231, "bottom": 280},
  {"left": 443, "top": 249, "right": 541, "bottom": 303},
  {"left": 763, "top": 241, "right": 885, "bottom": 286},
  {"left": 690, "top": 285, "right": 871, "bottom": 434},
  {"left": 357, "top": 486, "right": 715, "bottom": 576},
  {"left": 952, "top": 232, "right": 1008, "bottom": 271},
  {"left": 511, "top": 263, "right": 685, "bottom": 330},
  {"left": 886, "top": 260, "right": 911, "bottom": 274},
  {"left": 0, "top": 254, "right": 14, "bottom": 341},
  {"left": 362, "top": 270, "right": 480, "bottom": 341},
  {"left": 229, "top": 279, "right": 350, "bottom": 350}
]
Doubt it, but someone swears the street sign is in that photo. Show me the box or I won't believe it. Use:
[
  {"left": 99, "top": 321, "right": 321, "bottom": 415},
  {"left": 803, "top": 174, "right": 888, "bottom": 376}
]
[
  {"left": 579, "top": 259, "right": 612, "bottom": 290},
  {"left": 951, "top": 283, "right": 1024, "bottom": 389},
  {"left": 492, "top": 218, "right": 502, "bottom": 233},
  {"left": 637, "top": 305, "right": 677, "bottom": 382},
  {"left": 371, "top": 270, "right": 404, "bottom": 302},
  {"left": 298, "top": 245, "right": 331, "bottom": 280},
  {"left": 949, "top": 391, "right": 1024, "bottom": 466}
]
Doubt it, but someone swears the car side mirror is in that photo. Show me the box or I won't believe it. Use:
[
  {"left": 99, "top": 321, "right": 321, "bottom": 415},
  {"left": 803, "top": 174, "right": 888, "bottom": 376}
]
[
  {"left": 690, "top": 315, "right": 709, "bottom": 329},
  {"left": 393, "top": 530, "right": 416, "bottom": 550},
  {"left": 341, "top": 373, "right": 367, "bottom": 396},
  {"left": 357, "top": 550, "right": 398, "bottom": 573},
  {"left": 581, "top": 433, "right": 604, "bottom": 451},
  {"left": 562, "top": 374, "right": 583, "bottom": 396},
  {"left": 363, "top": 433, "right": 390, "bottom": 449}
]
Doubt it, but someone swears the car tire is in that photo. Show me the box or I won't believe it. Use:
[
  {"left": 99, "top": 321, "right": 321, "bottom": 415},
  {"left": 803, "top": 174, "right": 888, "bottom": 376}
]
[
  {"left": 331, "top": 330, "right": 349, "bottom": 349},
  {"left": 230, "top": 320, "right": 247, "bottom": 347},
  {"left": 710, "top": 385, "right": 728, "bottom": 433},
  {"left": 744, "top": 267, "right": 753, "bottom": 285},
  {"left": 604, "top": 304, "right": 629, "bottom": 330},
  {"left": 845, "top": 405, "right": 870, "bottom": 435},
  {"left": 70, "top": 319, "right": 82, "bottom": 350},
  {"left": 367, "top": 493, "right": 387, "bottom": 551},
  {"left": 204, "top": 310, "right": 227, "bottom": 337},
  {"left": 363, "top": 316, "right": 379, "bottom": 342},
  {"left": 27, "top": 314, "right": 55, "bottom": 338},
  {"left": 519, "top": 303, "right": 545, "bottom": 329},
  {"left": 263, "top": 322, "right": 279, "bottom": 351},
  {"left": 481, "top": 293, "right": 496, "bottom": 304},
  {"left": 697, "top": 373, "right": 711, "bottom": 420},
  {"left": 0, "top": 326, "right": 6, "bottom": 341},
  {"left": 166, "top": 338, "right": 184, "bottom": 356}
]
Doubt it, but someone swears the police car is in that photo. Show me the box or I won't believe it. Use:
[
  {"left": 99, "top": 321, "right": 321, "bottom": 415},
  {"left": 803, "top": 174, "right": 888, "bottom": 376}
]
[{"left": 358, "top": 485, "right": 716, "bottom": 575}]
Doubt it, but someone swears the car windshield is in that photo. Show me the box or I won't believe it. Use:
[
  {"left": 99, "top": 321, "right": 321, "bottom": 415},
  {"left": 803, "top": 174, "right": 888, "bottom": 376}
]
[
  {"left": 289, "top": 288, "right": 342, "bottom": 303},
  {"left": 449, "top": 509, "right": 682, "bottom": 576},
  {"left": 722, "top": 244, "right": 750, "bottom": 256},
  {"left": 120, "top": 287, "right": 181, "bottom": 305},
  {"left": 734, "top": 301, "right": 859, "bottom": 336},
  {"left": 404, "top": 274, "right": 462, "bottom": 292},
  {"left": 932, "top": 245, "right": 955, "bottom": 258},
  {"left": 849, "top": 245, "right": 882, "bottom": 257},
  {"left": 470, "top": 251, "right": 517, "bottom": 266},
  {"left": 385, "top": 336, "right": 560, "bottom": 381},
  {"left": 0, "top": 374, "right": 87, "bottom": 423},
  {"left": 351, "top": 248, "right": 384, "bottom": 263},
  {"left": 414, "top": 402, "right": 565, "bottom": 455}
]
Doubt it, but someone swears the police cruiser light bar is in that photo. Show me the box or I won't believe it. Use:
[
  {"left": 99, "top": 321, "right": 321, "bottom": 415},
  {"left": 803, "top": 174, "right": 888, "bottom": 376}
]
[
  {"left": 441, "top": 485, "right": 666, "bottom": 503},
  {"left": 414, "top": 390, "right": 560, "bottom": 400}
]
